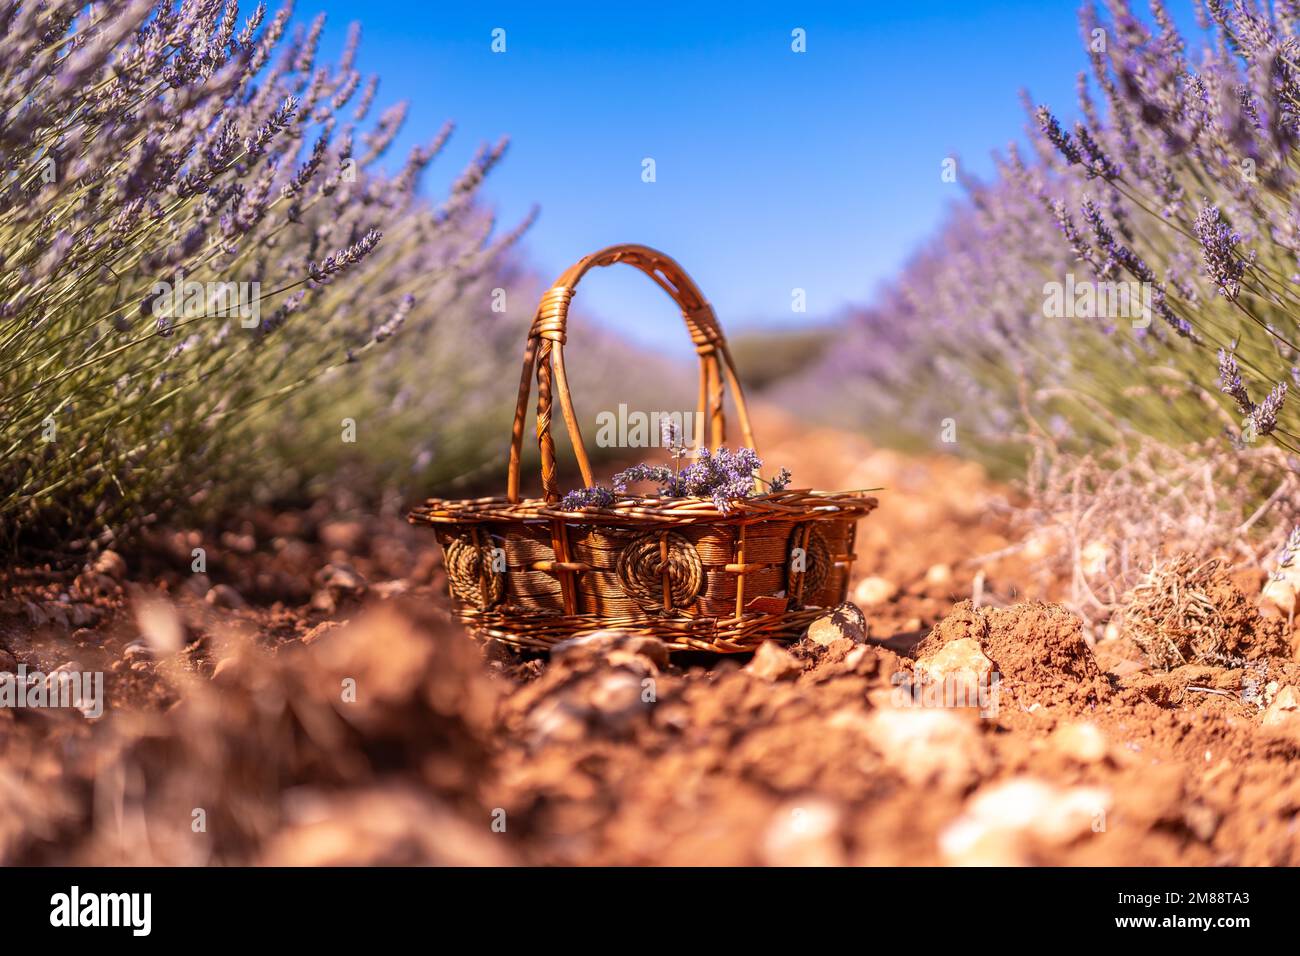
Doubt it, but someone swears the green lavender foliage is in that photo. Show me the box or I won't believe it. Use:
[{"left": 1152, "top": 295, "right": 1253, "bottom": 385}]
[{"left": 0, "top": 1, "right": 529, "bottom": 549}]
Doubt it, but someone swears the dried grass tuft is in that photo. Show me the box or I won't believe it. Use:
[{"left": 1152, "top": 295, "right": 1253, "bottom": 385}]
[
  {"left": 1014, "top": 433, "right": 1300, "bottom": 638},
  {"left": 1121, "top": 555, "right": 1233, "bottom": 671},
  {"left": 1117, "top": 553, "right": 1290, "bottom": 671}
]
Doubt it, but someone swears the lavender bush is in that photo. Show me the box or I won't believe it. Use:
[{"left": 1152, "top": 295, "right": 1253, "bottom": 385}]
[
  {"left": 266, "top": 266, "right": 690, "bottom": 519},
  {"left": 0, "top": 1, "right": 527, "bottom": 548},
  {"left": 779, "top": 0, "right": 1300, "bottom": 481}
]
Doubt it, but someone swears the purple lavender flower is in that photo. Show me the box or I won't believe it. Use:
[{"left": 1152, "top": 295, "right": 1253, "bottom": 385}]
[
  {"left": 1073, "top": 122, "right": 1120, "bottom": 180},
  {"left": 244, "top": 96, "right": 298, "bottom": 162},
  {"left": 1036, "top": 106, "right": 1082, "bottom": 166},
  {"left": 1080, "top": 198, "right": 1121, "bottom": 280},
  {"left": 1271, "top": 525, "right": 1300, "bottom": 582},
  {"left": 1249, "top": 381, "right": 1287, "bottom": 436},
  {"left": 1049, "top": 200, "right": 1096, "bottom": 268},
  {"left": 256, "top": 292, "right": 305, "bottom": 338},
  {"left": 308, "top": 228, "right": 383, "bottom": 283},
  {"left": 677, "top": 446, "right": 763, "bottom": 512},
  {"left": 1194, "top": 205, "right": 1249, "bottom": 300},
  {"left": 767, "top": 467, "right": 793, "bottom": 492},
  {"left": 234, "top": 4, "right": 267, "bottom": 52},
  {"left": 612, "top": 463, "right": 674, "bottom": 494},
  {"left": 560, "top": 486, "right": 616, "bottom": 510},
  {"left": 1081, "top": 198, "right": 1193, "bottom": 339},
  {"left": 1218, "top": 349, "right": 1254, "bottom": 414},
  {"left": 283, "top": 133, "right": 330, "bottom": 200}
]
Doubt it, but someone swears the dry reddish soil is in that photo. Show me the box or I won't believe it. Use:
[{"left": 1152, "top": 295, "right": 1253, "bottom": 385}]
[{"left": 2, "top": 409, "right": 1300, "bottom": 866}]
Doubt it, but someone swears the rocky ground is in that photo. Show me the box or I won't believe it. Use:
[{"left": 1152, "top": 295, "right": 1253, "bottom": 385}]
[{"left": 2, "top": 412, "right": 1300, "bottom": 866}]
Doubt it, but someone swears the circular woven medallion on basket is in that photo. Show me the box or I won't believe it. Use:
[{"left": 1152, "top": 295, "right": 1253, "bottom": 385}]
[
  {"left": 615, "top": 531, "right": 703, "bottom": 614},
  {"left": 787, "top": 525, "right": 831, "bottom": 598},
  {"left": 445, "top": 535, "right": 505, "bottom": 609}
]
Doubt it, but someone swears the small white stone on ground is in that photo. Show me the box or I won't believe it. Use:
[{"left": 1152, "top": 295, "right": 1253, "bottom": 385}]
[
  {"left": 1261, "top": 685, "right": 1300, "bottom": 733},
  {"left": 318, "top": 563, "right": 365, "bottom": 592},
  {"left": 939, "top": 776, "right": 1111, "bottom": 865},
  {"left": 914, "top": 637, "right": 993, "bottom": 684},
  {"left": 924, "top": 563, "right": 953, "bottom": 587},
  {"left": 853, "top": 576, "right": 897, "bottom": 606},
  {"left": 587, "top": 670, "right": 644, "bottom": 718},
  {"left": 1261, "top": 564, "right": 1300, "bottom": 615},
  {"left": 807, "top": 603, "right": 867, "bottom": 646},
  {"left": 863, "top": 706, "right": 989, "bottom": 788},
  {"left": 761, "top": 799, "right": 846, "bottom": 867},
  {"left": 1051, "top": 721, "right": 1109, "bottom": 763}
]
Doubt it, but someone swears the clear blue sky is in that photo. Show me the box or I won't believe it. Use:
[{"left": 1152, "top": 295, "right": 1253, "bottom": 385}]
[{"left": 301, "top": 0, "right": 1196, "bottom": 352}]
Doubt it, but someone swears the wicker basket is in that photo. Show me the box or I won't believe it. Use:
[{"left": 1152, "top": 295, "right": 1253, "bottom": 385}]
[{"left": 409, "top": 244, "right": 877, "bottom": 652}]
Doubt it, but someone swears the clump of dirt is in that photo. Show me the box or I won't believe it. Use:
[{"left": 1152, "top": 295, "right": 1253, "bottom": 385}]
[
  {"left": 914, "top": 599, "right": 1101, "bottom": 708},
  {"left": 1, "top": 600, "right": 509, "bottom": 866},
  {"left": 982, "top": 602, "right": 1101, "bottom": 691},
  {"left": 1119, "top": 555, "right": 1289, "bottom": 671}
]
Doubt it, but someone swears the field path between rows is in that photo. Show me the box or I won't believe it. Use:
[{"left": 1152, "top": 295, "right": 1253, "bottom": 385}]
[{"left": 2, "top": 407, "right": 1298, "bottom": 865}]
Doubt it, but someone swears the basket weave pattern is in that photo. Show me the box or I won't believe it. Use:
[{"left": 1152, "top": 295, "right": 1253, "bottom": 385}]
[{"left": 410, "top": 244, "right": 877, "bottom": 652}]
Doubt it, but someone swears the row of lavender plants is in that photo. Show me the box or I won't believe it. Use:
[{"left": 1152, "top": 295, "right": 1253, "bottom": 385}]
[
  {"left": 0, "top": 1, "right": 535, "bottom": 550},
  {"left": 781, "top": 0, "right": 1300, "bottom": 482}
]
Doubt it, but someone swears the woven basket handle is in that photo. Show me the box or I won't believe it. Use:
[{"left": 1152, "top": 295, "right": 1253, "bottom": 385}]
[{"left": 508, "top": 243, "right": 758, "bottom": 503}]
